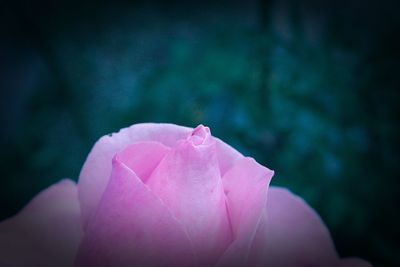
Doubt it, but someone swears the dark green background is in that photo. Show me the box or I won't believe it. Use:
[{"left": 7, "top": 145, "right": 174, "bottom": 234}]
[{"left": 1, "top": 1, "right": 399, "bottom": 266}]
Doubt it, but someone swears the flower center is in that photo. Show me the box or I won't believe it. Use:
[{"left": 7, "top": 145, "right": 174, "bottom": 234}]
[{"left": 188, "top": 124, "right": 211, "bottom": 146}]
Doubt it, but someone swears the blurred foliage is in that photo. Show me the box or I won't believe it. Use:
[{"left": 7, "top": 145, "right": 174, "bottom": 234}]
[{"left": 0, "top": 0, "right": 399, "bottom": 266}]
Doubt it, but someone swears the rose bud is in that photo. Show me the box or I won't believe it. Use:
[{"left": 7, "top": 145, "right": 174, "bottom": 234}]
[{"left": 0, "top": 123, "right": 371, "bottom": 267}]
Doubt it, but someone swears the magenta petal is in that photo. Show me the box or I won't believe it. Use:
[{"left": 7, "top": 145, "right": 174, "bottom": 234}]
[
  {"left": 78, "top": 123, "right": 192, "bottom": 228},
  {"left": 216, "top": 157, "right": 273, "bottom": 267},
  {"left": 246, "top": 186, "right": 338, "bottom": 267},
  {"left": 0, "top": 179, "right": 82, "bottom": 267},
  {"left": 115, "top": 141, "right": 170, "bottom": 183},
  {"left": 75, "top": 158, "right": 197, "bottom": 267},
  {"left": 78, "top": 123, "right": 242, "bottom": 229},
  {"left": 215, "top": 136, "right": 244, "bottom": 175},
  {"left": 146, "top": 125, "right": 232, "bottom": 266}
]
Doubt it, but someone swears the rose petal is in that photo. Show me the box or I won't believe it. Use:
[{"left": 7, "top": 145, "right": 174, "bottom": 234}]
[
  {"left": 216, "top": 157, "right": 273, "bottom": 267},
  {"left": 215, "top": 136, "right": 244, "bottom": 175},
  {"left": 78, "top": 123, "right": 191, "bottom": 228},
  {"left": 75, "top": 157, "right": 197, "bottom": 267},
  {"left": 78, "top": 123, "right": 242, "bottom": 229},
  {"left": 115, "top": 141, "right": 170, "bottom": 183},
  {"left": 0, "top": 179, "right": 82, "bottom": 267},
  {"left": 146, "top": 125, "right": 232, "bottom": 266},
  {"left": 246, "top": 186, "right": 339, "bottom": 267}
]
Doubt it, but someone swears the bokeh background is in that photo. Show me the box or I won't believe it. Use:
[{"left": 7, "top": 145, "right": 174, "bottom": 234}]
[{"left": 1, "top": 0, "right": 399, "bottom": 266}]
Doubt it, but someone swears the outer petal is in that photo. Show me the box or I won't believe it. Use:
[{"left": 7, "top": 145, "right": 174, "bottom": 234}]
[
  {"left": 216, "top": 157, "right": 274, "bottom": 267},
  {"left": 246, "top": 186, "right": 338, "bottom": 267},
  {"left": 0, "top": 179, "right": 82, "bottom": 267},
  {"left": 75, "top": 157, "right": 197, "bottom": 267},
  {"left": 78, "top": 123, "right": 192, "bottom": 228},
  {"left": 215, "top": 136, "right": 244, "bottom": 175},
  {"left": 78, "top": 123, "right": 243, "bottom": 229},
  {"left": 146, "top": 125, "right": 232, "bottom": 266}
]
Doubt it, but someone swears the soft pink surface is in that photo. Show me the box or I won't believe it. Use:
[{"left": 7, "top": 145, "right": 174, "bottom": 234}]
[
  {"left": 78, "top": 123, "right": 242, "bottom": 229},
  {"left": 146, "top": 125, "right": 232, "bottom": 266},
  {"left": 0, "top": 179, "right": 82, "bottom": 267},
  {"left": 246, "top": 187, "right": 372, "bottom": 267},
  {"left": 116, "top": 141, "right": 170, "bottom": 183},
  {"left": 0, "top": 123, "right": 372, "bottom": 267},
  {"left": 75, "top": 158, "right": 197, "bottom": 267},
  {"left": 216, "top": 157, "right": 273, "bottom": 267}
]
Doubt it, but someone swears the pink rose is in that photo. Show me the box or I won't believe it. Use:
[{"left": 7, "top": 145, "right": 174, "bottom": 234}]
[{"left": 0, "top": 123, "right": 371, "bottom": 267}]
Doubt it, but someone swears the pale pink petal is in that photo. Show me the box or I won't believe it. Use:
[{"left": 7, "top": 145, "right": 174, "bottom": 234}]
[
  {"left": 75, "top": 157, "right": 197, "bottom": 267},
  {"left": 216, "top": 157, "right": 274, "bottom": 267},
  {"left": 115, "top": 141, "right": 170, "bottom": 183},
  {"left": 146, "top": 125, "right": 232, "bottom": 266},
  {"left": 78, "top": 123, "right": 242, "bottom": 229},
  {"left": 246, "top": 186, "right": 339, "bottom": 267},
  {"left": 0, "top": 179, "right": 82, "bottom": 267},
  {"left": 215, "top": 136, "right": 244, "bottom": 175},
  {"left": 78, "top": 123, "right": 192, "bottom": 228}
]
